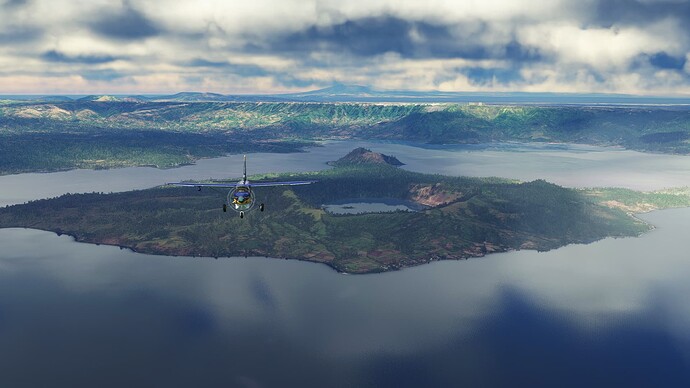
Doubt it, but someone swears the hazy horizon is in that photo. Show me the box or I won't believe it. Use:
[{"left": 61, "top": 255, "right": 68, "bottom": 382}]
[
  {"left": 1, "top": 0, "right": 689, "bottom": 96},
  {"left": 2, "top": 84, "right": 690, "bottom": 102}
]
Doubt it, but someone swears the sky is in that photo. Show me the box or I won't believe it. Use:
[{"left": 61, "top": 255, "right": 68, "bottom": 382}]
[{"left": 1, "top": 0, "right": 689, "bottom": 95}]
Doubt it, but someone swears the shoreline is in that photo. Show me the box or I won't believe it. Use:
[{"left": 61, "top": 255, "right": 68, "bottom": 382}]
[
  {"left": 1, "top": 221, "right": 655, "bottom": 275},
  {"left": 2, "top": 138, "right": 690, "bottom": 177}
]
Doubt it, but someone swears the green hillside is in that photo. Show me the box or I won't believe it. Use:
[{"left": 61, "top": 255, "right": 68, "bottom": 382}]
[
  {"left": 0, "top": 162, "right": 652, "bottom": 273},
  {"left": 1, "top": 101, "right": 689, "bottom": 175}
]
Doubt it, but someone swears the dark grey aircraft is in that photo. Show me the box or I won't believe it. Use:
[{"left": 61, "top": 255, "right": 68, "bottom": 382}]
[{"left": 168, "top": 155, "right": 316, "bottom": 218}]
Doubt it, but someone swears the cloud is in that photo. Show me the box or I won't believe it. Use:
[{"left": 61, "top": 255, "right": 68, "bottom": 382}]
[
  {"left": 518, "top": 21, "right": 683, "bottom": 70},
  {"left": 464, "top": 67, "right": 523, "bottom": 86},
  {"left": 88, "top": 1, "right": 161, "bottom": 41},
  {"left": 0, "top": 0, "right": 688, "bottom": 95},
  {"left": 185, "top": 58, "right": 269, "bottom": 77},
  {"left": 0, "top": 27, "right": 41, "bottom": 44},
  {"left": 42, "top": 50, "right": 120, "bottom": 64},
  {"left": 80, "top": 69, "right": 127, "bottom": 81},
  {"left": 256, "top": 16, "right": 539, "bottom": 62},
  {"left": 2, "top": 0, "right": 28, "bottom": 8},
  {"left": 591, "top": 0, "right": 690, "bottom": 28},
  {"left": 648, "top": 52, "right": 687, "bottom": 70}
]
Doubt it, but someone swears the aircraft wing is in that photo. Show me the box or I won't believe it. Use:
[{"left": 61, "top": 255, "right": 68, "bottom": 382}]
[
  {"left": 167, "top": 182, "right": 238, "bottom": 188},
  {"left": 249, "top": 180, "right": 317, "bottom": 187}
]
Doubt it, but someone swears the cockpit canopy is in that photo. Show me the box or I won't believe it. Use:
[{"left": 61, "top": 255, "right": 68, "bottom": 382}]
[{"left": 229, "top": 186, "right": 254, "bottom": 211}]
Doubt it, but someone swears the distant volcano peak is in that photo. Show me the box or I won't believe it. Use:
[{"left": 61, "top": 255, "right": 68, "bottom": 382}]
[
  {"left": 306, "top": 83, "right": 375, "bottom": 96},
  {"left": 330, "top": 147, "right": 404, "bottom": 167}
]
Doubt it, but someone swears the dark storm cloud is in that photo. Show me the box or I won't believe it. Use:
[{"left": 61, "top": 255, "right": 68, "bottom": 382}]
[
  {"left": 255, "top": 16, "right": 540, "bottom": 62},
  {"left": 185, "top": 58, "right": 269, "bottom": 77},
  {"left": 591, "top": 0, "right": 690, "bottom": 27},
  {"left": 42, "top": 50, "right": 120, "bottom": 64},
  {"left": 88, "top": 2, "right": 161, "bottom": 40}
]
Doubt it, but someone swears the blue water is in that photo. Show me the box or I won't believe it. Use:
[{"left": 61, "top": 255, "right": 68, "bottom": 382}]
[
  {"left": 323, "top": 198, "right": 422, "bottom": 214},
  {"left": 2, "top": 142, "right": 690, "bottom": 386},
  {"left": 4, "top": 140, "right": 690, "bottom": 208}
]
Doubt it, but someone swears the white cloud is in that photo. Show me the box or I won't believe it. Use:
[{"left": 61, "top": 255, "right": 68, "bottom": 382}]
[
  {"left": 519, "top": 22, "right": 679, "bottom": 71},
  {"left": 0, "top": 0, "right": 688, "bottom": 94},
  {"left": 138, "top": 0, "right": 320, "bottom": 36},
  {"left": 311, "top": 0, "right": 574, "bottom": 24}
]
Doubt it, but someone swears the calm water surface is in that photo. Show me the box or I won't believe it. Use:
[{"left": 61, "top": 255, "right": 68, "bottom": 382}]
[
  {"left": 3, "top": 140, "right": 690, "bottom": 207},
  {"left": 2, "top": 142, "right": 690, "bottom": 387},
  {"left": 323, "top": 198, "right": 421, "bottom": 214}
]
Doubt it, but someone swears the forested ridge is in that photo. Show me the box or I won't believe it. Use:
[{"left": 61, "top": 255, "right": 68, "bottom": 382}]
[
  {"left": 0, "top": 163, "right": 652, "bottom": 273},
  {"left": 1, "top": 101, "right": 689, "bottom": 175}
]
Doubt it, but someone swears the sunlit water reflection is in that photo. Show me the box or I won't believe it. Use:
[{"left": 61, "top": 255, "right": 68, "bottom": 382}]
[
  {"left": 2, "top": 142, "right": 690, "bottom": 386},
  {"left": 1, "top": 208, "right": 690, "bottom": 386}
]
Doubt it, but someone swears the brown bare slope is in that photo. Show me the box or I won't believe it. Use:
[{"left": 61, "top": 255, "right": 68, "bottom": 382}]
[{"left": 0, "top": 153, "right": 651, "bottom": 274}]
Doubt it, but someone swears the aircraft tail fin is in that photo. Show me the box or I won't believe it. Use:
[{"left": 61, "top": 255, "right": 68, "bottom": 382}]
[{"left": 243, "top": 155, "right": 247, "bottom": 183}]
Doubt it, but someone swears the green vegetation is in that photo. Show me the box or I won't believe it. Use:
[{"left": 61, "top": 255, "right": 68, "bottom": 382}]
[
  {"left": 584, "top": 187, "right": 690, "bottom": 213},
  {"left": 0, "top": 101, "right": 421, "bottom": 133},
  {"left": 2, "top": 101, "right": 690, "bottom": 175},
  {"left": 0, "top": 159, "right": 653, "bottom": 273},
  {"left": 0, "top": 131, "right": 311, "bottom": 174}
]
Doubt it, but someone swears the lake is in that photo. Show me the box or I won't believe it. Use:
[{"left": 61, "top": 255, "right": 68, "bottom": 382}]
[
  {"left": 4, "top": 140, "right": 690, "bottom": 207},
  {"left": 323, "top": 198, "right": 422, "bottom": 214},
  {"left": 1, "top": 141, "right": 690, "bottom": 387}
]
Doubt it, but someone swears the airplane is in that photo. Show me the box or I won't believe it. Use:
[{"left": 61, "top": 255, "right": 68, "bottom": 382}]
[{"left": 167, "top": 155, "right": 316, "bottom": 218}]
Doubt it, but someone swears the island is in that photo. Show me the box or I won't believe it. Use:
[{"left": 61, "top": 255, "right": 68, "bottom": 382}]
[
  {"left": 328, "top": 147, "right": 404, "bottom": 167},
  {"left": 3, "top": 149, "right": 688, "bottom": 274},
  {"left": 2, "top": 99, "right": 690, "bottom": 175}
]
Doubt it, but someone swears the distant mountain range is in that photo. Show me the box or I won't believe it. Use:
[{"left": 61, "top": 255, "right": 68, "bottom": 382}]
[{"left": 2, "top": 83, "right": 690, "bottom": 104}]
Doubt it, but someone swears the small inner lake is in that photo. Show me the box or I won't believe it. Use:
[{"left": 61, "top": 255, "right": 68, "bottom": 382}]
[
  {"left": 322, "top": 198, "right": 423, "bottom": 214},
  {"left": 5, "top": 139, "right": 690, "bottom": 207},
  {"left": 2, "top": 140, "right": 690, "bottom": 387}
]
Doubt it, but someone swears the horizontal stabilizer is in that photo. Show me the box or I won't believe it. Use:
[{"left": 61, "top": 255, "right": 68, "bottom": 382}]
[
  {"left": 167, "top": 182, "right": 238, "bottom": 188},
  {"left": 167, "top": 180, "right": 317, "bottom": 188}
]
